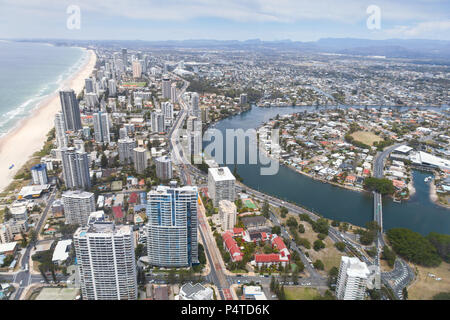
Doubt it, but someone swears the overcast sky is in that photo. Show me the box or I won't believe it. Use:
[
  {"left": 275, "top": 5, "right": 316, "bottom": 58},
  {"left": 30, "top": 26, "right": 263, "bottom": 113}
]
[{"left": 1, "top": 0, "right": 449, "bottom": 41}]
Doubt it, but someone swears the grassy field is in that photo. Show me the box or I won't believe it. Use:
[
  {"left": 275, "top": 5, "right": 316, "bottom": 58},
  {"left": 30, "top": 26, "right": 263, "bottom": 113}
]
[
  {"left": 285, "top": 287, "right": 320, "bottom": 300},
  {"left": 350, "top": 131, "right": 382, "bottom": 146},
  {"left": 408, "top": 261, "right": 450, "bottom": 300}
]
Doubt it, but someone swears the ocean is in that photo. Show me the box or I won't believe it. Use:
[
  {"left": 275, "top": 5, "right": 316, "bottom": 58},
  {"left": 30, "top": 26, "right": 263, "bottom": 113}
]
[{"left": 0, "top": 41, "right": 87, "bottom": 137}]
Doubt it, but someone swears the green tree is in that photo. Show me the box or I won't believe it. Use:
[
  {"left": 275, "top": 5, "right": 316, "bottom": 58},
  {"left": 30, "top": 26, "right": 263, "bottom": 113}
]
[
  {"left": 313, "top": 239, "right": 325, "bottom": 251},
  {"left": 3, "top": 207, "right": 12, "bottom": 221},
  {"left": 313, "top": 259, "right": 324, "bottom": 270},
  {"left": 280, "top": 206, "right": 288, "bottom": 218},
  {"left": 334, "top": 242, "right": 346, "bottom": 252}
]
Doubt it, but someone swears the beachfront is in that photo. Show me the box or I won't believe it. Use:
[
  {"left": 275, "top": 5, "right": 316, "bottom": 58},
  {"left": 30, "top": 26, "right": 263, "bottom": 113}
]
[{"left": 0, "top": 49, "right": 97, "bottom": 193}]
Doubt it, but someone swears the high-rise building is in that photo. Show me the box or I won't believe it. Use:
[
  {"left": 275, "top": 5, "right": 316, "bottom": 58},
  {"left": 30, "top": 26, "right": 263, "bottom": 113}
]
[
  {"left": 61, "top": 147, "right": 91, "bottom": 190},
  {"left": 219, "top": 200, "right": 237, "bottom": 232},
  {"left": 121, "top": 48, "right": 128, "bottom": 66},
  {"left": 74, "top": 220, "right": 137, "bottom": 300},
  {"left": 162, "top": 77, "right": 171, "bottom": 99},
  {"left": 208, "top": 167, "right": 236, "bottom": 207},
  {"left": 132, "top": 60, "right": 142, "bottom": 79},
  {"left": 31, "top": 163, "right": 48, "bottom": 185},
  {"left": 54, "top": 112, "right": 68, "bottom": 149},
  {"left": 162, "top": 101, "right": 173, "bottom": 119},
  {"left": 335, "top": 256, "right": 370, "bottom": 300},
  {"left": 108, "top": 79, "right": 117, "bottom": 97},
  {"left": 145, "top": 183, "right": 198, "bottom": 267},
  {"left": 85, "top": 78, "right": 95, "bottom": 93},
  {"left": 151, "top": 110, "right": 165, "bottom": 133},
  {"left": 85, "top": 92, "right": 99, "bottom": 108},
  {"left": 133, "top": 147, "right": 148, "bottom": 174},
  {"left": 171, "top": 83, "right": 178, "bottom": 103},
  {"left": 155, "top": 155, "right": 173, "bottom": 181},
  {"left": 118, "top": 137, "right": 136, "bottom": 164},
  {"left": 62, "top": 190, "right": 95, "bottom": 225},
  {"left": 200, "top": 106, "right": 209, "bottom": 123},
  {"left": 93, "top": 111, "right": 110, "bottom": 143},
  {"left": 191, "top": 92, "right": 200, "bottom": 117},
  {"left": 82, "top": 126, "right": 91, "bottom": 140},
  {"left": 59, "top": 89, "right": 82, "bottom": 131}
]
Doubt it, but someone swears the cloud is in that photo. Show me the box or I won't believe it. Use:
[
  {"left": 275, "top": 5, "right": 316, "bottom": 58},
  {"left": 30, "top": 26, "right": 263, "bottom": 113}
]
[
  {"left": 1, "top": 0, "right": 447, "bottom": 23},
  {"left": 384, "top": 20, "right": 450, "bottom": 38}
]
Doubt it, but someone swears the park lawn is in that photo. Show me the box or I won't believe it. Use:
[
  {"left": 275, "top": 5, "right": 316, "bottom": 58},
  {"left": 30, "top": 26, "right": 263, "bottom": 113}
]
[
  {"left": 408, "top": 261, "right": 450, "bottom": 300},
  {"left": 285, "top": 287, "right": 320, "bottom": 300},
  {"left": 350, "top": 131, "right": 382, "bottom": 146}
]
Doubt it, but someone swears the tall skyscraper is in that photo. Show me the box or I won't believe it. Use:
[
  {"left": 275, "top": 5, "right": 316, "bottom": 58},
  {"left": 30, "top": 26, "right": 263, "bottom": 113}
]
[
  {"left": 132, "top": 60, "right": 142, "bottom": 79},
  {"left": 74, "top": 219, "right": 137, "bottom": 300},
  {"left": 151, "top": 110, "right": 165, "bottom": 133},
  {"left": 239, "top": 93, "right": 248, "bottom": 105},
  {"left": 133, "top": 147, "right": 148, "bottom": 174},
  {"left": 108, "top": 79, "right": 117, "bottom": 97},
  {"left": 59, "top": 89, "right": 82, "bottom": 131},
  {"left": 85, "top": 92, "right": 99, "bottom": 108},
  {"left": 336, "top": 256, "right": 370, "bottom": 300},
  {"left": 162, "top": 77, "right": 171, "bottom": 99},
  {"left": 61, "top": 147, "right": 91, "bottom": 190},
  {"left": 62, "top": 190, "right": 95, "bottom": 225},
  {"left": 93, "top": 111, "right": 110, "bottom": 144},
  {"left": 162, "top": 101, "right": 173, "bottom": 119},
  {"left": 145, "top": 183, "right": 198, "bottom": 267},
  {"left": 208, "top": 167, "right": 236, "bottom": 207},
  {"left": 85, "top": 78, "right": 95, "bottom": 93},
  {"left": 54, "top": 112, "right": 68, "bottom": 149},
  {"left": 155, "top": 155, "right": 173, "bottom": 181},
  {"left": 191, "top": 92, "right": 200, "bottom": 117},
  {"left": 118, "top": 137, "right": 136, "bottom": 164},
  {"left": 171, "top": 83, "right": 178, "bottom": 103},
  {"left": 31, "top": 164, "right": 48, "bottom": 185},
  {"left": 121, "top": 48, "right": 128, "bottom": 66}
]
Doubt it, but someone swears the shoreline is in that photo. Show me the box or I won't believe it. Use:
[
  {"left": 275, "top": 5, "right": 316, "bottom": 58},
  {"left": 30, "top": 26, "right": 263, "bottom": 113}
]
[
  {"left": 0, "top": 48, "right": 97, "bottom": 193},
  {"left": 429, "top": 180, "right": 450, "bottom": 209}
]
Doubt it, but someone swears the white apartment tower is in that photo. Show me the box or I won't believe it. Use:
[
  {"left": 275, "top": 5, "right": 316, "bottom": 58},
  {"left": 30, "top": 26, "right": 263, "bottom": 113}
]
[
  {"left": 145, "top": 183, "right": 198, "bottom": 267},
  {"left": 133, "top": 147, "right": 148, "bottom": 174},
  {"left": 54, "top": 112, "right": 68, "bottom": 149},
  {"left": 62, "top": 190, "right": 95, "bottom": 225},
  {"left": 118, "top": 137, "right": 136, "bottom": 164},
  {"left": 74, "top": 221, "right": 137, "bottom": 300},
  {"left": 93, "top": 111, "right": 110, "bottom": 144},
  {"left": 219, "top": 200, "right": 237, "bottom": 232},
  {"left": 208, "top": 167, "right": 236, "bottom": 207},
  {"left": 171, "top": 83, "right": 178, "bottom": 103},
  {"left": 61, "top": 147, "right": 91, "bottom": 190},
  {"left": 155, "top": 155, "right": 173, "bottom": 181},
  {"left": 336, "top": 256, "right": 370, "bottom": 300}
]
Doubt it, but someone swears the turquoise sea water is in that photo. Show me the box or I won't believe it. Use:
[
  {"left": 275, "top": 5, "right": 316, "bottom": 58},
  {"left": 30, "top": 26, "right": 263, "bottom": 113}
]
[{"left": 0, "top": 41, "right": 86, "bottom": 137}]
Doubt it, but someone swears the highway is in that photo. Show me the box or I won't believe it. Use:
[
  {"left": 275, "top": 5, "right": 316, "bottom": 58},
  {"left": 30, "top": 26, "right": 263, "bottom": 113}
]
[{"left": 372, "top": 143, "right": 415, "bottom": 299}]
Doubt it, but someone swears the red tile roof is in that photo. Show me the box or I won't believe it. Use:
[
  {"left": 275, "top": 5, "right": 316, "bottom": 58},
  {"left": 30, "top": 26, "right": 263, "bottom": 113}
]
[
  {"left": 112, "top": 206, "right": 124, "bottom": 219},
  {"left": 255, "top": 254, "right": 280, "bottom": 263},
  {"left": 128, "top": 192, "right": 138, "bottom": 204},
  {"left": 272, "top": 236, "right": 287, "bottom": 251}
]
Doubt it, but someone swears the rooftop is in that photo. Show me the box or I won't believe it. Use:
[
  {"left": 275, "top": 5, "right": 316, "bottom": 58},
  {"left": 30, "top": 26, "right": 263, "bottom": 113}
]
[{"left": 208, "top": 166, "right": 235, "bottom": 182}]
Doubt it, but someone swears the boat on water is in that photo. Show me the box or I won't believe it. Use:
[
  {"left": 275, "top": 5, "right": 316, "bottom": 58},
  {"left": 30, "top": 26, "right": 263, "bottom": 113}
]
[
  {"left": 8, "top": 164, "right": 14, "bottom": 170},
  {"left": 424, "top": 176, "right": 433, "bottom": 183},
  {"left": 393, "top": 198, "right": 401, "bottom": 203}
]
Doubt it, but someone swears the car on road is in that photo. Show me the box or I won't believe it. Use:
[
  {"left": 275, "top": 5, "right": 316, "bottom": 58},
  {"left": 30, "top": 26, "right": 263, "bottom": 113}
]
[{"left": 40, "top": 280, "right": 45, "bottom": 283}]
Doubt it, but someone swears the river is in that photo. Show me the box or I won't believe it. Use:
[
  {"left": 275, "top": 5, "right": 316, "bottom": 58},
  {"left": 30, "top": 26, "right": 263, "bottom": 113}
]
[{"left": 204, "top": 105, "right": 450, "bottom": 236}]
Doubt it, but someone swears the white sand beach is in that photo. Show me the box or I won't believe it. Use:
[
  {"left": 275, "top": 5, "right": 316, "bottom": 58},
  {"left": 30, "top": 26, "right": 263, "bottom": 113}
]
[{"left": 0, "top": 49, "right": 97, "bottom": 193}]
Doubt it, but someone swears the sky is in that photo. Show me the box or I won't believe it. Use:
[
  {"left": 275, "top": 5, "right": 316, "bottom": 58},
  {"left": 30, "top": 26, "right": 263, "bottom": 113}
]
[{"left": 0, "top": 0, "right": 449, "bottom": 41}]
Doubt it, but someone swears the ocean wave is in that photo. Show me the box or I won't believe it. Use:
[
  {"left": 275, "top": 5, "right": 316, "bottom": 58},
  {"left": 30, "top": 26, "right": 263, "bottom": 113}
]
[{"left": 0, "top": 48, "right": 89, "bottom": 138}]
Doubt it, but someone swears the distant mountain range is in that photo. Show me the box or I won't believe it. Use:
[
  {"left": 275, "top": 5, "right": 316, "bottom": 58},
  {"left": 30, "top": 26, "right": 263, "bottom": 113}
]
[{"left": 11, "top": 37, "right": 450, "bottom": 61}]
